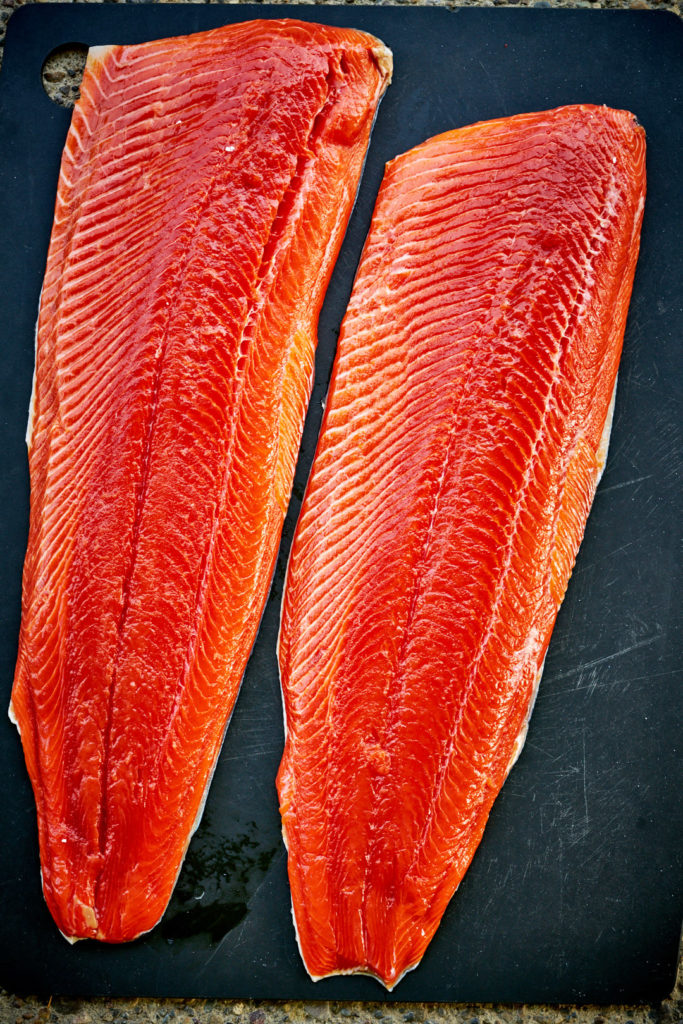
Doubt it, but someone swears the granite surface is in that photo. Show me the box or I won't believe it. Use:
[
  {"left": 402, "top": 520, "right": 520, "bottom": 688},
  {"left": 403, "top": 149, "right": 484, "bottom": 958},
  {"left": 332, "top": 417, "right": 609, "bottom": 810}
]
[{"left": 0, "top": 1, "right": 680, "bottom": 1022}]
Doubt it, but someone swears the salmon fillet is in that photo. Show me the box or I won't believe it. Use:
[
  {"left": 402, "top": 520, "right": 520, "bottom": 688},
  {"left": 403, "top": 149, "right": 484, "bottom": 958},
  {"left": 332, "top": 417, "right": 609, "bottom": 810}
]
[
  {"left": 10, "top": 18, "right": 392, "bottom": 944},
  {"left": 277, "top": 104, "right": 646, "bottom": 989}
]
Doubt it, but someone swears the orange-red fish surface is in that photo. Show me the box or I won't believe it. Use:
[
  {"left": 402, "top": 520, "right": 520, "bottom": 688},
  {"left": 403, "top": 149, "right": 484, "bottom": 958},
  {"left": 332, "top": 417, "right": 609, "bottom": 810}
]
[
  {"left": 11, "top": 18, "right": 392, "bottom": 944},
  {"left": 277, "top": 105, "right": 646, "bottom": 989}
]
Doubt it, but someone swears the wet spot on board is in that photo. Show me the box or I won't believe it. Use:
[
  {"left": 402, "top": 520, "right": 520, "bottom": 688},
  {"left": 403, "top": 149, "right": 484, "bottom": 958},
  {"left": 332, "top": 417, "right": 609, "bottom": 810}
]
[{"left": 156, "top": 816, "right": 278, "bottom": 945}]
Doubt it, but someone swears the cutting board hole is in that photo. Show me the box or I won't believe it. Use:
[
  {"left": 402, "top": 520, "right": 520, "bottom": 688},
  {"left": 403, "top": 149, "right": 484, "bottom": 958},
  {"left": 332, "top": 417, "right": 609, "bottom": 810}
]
[{"left": 42, "top": 43, "right": 88, "bottom": 107}]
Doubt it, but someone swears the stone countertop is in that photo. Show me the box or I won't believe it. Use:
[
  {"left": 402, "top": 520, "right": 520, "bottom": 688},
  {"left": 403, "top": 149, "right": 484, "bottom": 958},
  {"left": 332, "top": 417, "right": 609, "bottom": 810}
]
[{"left": 0, "top": 2, "right": 680, "bottom": 1023}]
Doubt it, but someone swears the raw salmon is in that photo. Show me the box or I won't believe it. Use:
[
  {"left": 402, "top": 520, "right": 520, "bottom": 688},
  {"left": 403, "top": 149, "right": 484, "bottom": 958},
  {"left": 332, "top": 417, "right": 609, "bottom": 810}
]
[
  {"left": 277, "top": 105, "right": 646, "bottom": 988},
  {"left": 11, "top": 18, "right": 392, "bottom": 943}
]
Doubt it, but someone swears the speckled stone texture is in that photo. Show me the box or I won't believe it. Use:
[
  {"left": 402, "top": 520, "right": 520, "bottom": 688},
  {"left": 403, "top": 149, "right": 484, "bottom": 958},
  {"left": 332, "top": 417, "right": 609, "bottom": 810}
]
[
  {"left": 0, "top": 988, "right": 682, "bottom": 1024},
  {"left": 0, "top": 0, "right": 680, "bottom": 1021}
]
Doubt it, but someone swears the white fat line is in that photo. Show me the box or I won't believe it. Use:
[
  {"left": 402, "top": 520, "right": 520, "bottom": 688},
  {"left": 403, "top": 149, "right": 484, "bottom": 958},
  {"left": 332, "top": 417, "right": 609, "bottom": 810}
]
[{"left": 25, "top": 291, "right": 41, "bottom": 449}]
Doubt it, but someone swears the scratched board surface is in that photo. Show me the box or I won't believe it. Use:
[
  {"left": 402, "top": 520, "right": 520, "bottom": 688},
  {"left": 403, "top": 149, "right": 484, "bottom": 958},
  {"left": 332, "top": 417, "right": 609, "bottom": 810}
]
[{"left": 0, "top": 3, "right": 681, "bottom": 1004}]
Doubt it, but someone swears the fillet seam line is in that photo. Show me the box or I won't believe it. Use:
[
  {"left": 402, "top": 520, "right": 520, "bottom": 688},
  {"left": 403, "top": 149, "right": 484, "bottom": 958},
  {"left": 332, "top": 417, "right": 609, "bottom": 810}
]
[
  {"left": 402, "top": 160, "right": 623, "bottom": 894},
  {"left": 153, "top": 52, "right": 346, "bottom": 777}
]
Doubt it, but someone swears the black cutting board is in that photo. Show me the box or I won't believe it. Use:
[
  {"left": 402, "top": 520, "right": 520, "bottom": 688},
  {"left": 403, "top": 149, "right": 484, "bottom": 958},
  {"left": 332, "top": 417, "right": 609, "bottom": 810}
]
[{"left": 0, "top": 2, "right": 681, "bottom": 1005}]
